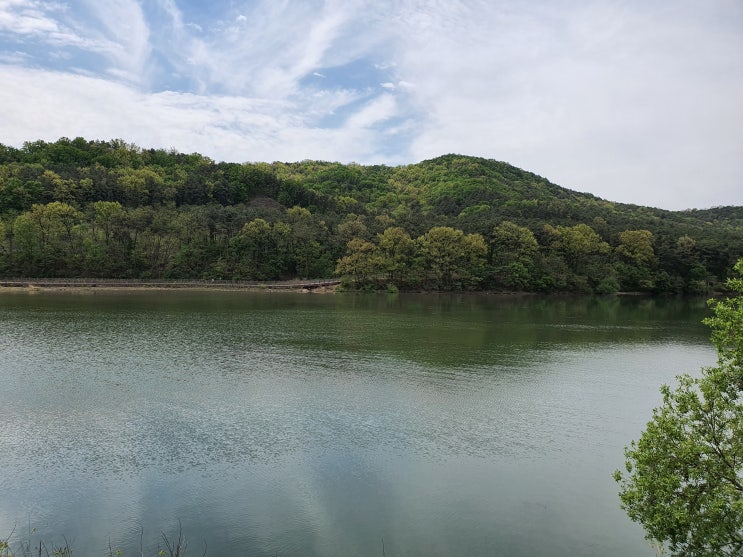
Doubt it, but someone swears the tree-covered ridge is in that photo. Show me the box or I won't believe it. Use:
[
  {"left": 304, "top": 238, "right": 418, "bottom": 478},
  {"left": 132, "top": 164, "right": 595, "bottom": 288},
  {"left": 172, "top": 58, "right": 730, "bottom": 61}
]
[{"left": 0, "top": 137, "right": 740, "bottom": 293}]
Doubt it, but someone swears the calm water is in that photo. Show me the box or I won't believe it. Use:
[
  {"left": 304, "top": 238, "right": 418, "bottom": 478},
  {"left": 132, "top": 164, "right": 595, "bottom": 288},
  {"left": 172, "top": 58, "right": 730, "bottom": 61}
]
[{"left": 0, "top": 291, "right": 714, "bottom": 556}]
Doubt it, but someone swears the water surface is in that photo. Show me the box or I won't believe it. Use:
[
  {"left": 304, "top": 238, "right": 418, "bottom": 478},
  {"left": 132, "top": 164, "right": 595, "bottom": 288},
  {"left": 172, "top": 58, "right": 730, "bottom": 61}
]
[{"left": 0, "top": 291, "right": 714, "bottom": 556}]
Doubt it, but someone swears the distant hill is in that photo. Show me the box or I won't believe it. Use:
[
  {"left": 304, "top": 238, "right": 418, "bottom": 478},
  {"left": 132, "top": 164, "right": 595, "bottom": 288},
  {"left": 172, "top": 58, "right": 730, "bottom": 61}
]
[{"left": 0, "top": 138, "right": 740, "bottom": 293}]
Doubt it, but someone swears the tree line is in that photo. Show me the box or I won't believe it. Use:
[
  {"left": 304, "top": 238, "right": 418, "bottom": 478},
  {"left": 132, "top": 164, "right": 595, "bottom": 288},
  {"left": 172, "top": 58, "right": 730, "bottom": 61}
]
[{"left": 0, "top": 138, "right": 741, "bottom": 293}]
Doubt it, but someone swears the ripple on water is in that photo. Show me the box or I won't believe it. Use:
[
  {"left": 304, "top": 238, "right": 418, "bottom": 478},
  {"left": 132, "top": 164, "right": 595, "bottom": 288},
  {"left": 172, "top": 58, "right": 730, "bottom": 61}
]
[{"left": 0, "top": 293, "right": 714, "bottom": 557}]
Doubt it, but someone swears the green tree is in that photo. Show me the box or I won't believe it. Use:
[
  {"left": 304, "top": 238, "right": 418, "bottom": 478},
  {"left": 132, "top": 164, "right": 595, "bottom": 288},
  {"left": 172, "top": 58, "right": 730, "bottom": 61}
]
[
  {"left": 0, "top": 220, "right": 6, "bottom": 255},
  {"left": 84, "top": 200, "right": 133, "bottom": 276},
  {"left": 616, "top": 230, "right": 656, "bottom": 291},
  {"left": 92, "top": 201, "right": 125, "bottom": 246},
  {"left": 336, "top": 215, "right": 369, "bottom": 245},
  {"left": 285, "top": 206, "right": 331, "bottom": 278},
  {"left": 617, "top": 229, "right": 655, "bottom": 266},
  {"left": 39, "top": 201, "right": 82, "bottom": 245},
  {"left": 0, "top": 165, "right": 45, "bottom": 211},
  {"left": 0, "top": 219, "right": 10, "bottom": 273},
  {"left": 11, "top": 202, "right": 84, "bottom": 275},
  {"left": 545, "top": 223, "right": 610, "bottom": 270},
  {"left": 544, "top": 223, "right": 612, "bottom": 291},
  {"left": 490, "top": 221, "right": 539, "bottom": 289},
  {"left": 12, "top": 211, "right": 40, "bottom": 273},
  {"left": 117, "top": 167, "right": 166, "bottom": 206},
  {"left": 670, "top": 234, "right": 711, "bottom": 294},
  {"left": 230, "top": 218, "right": 288, "bottom": 280},
  {"left": 377, "top": 227, "right": 416, "bottom": 285},
  {"left": 614, "top": 259, "right": 743, "bottom": 556},
  {"left": 335, "top": 238, "right": 383, "bottom": 285},
  {"left": 417, "top": 226, "right": 487, "bottom": 290}
]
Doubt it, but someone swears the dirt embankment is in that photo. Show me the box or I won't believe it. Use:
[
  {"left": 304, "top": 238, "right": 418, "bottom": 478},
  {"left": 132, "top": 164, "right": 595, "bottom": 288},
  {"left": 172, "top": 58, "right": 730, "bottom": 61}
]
[{"left": 0, "top": 278, "right": 341, "bottom": 293}]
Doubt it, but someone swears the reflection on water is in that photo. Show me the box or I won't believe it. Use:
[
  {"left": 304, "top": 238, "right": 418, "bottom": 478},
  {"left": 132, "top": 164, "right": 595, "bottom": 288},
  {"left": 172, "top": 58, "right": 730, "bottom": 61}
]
[{"left": 0, "top": 291, "right": 713, "bottom": 556}]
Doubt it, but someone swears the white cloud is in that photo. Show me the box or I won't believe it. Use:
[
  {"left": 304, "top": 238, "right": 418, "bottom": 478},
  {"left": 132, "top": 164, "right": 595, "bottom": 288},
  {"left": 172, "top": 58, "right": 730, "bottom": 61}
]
[
  {"left": 345, "top": 94, "right": 397, "bottom": 129},
  {"left": 0, "top": 0, "right": 57, "bottom": 34},
  {"left": 388, "top": 0, "right": 743, "bottom": 208},
  {"left": 77, "top": 0, "right": 151, "bottom": 83},
  {"left": 0, "top": 65, "right": 402, "bottom": 164},
  {"left": 0, "top": 49, "right": 30, "bottom": 64},
  {"left": 0, "top": 0, "right": 740, "bottom": 209},
  {"left": 0, "top": 0, "right": 85, "bottom": 47},
  {"left": 0, "top": 0, "right": 151, "bottom": 82}
]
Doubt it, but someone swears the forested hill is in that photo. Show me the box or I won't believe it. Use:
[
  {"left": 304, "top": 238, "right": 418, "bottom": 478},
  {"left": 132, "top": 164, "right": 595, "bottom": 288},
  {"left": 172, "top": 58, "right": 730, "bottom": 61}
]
[{"left": 0, "top": 138, "right": 741, "bottom": 293}]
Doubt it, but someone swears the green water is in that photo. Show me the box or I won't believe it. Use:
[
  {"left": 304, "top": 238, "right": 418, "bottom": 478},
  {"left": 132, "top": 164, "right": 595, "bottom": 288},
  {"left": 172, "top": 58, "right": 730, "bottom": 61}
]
[{"left": 0, "top": 291, "right": 714, "bottom": 556}]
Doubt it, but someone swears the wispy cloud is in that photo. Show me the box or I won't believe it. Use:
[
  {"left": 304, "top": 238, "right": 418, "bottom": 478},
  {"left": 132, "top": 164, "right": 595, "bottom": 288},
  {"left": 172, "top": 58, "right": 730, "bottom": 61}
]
[
  {"left": 77, "top": 0, "right": 151, "bottom": 82},
  {"left": 0, "top": 64, "right": 405, "bottom": 164},
  {"left": 0, "top": 0, "right": 151, "bottom": 83},
  {"left": 181, "top": 0, "right": 382, "bottom": 98},
  {"left": 345, "top": 94, "right": 397, "bottom": 129},
  {"left": 0, "top": 0, "right": 86, "bottom": 49},
  {"left": 0, "top": 0, "right": 62, "bottom": 35}
]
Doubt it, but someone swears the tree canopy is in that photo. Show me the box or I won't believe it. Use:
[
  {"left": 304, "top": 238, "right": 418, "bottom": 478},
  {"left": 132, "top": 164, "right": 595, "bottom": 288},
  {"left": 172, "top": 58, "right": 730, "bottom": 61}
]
[{"left": 0, "top": 138, "right": 741, "bottom": 292}]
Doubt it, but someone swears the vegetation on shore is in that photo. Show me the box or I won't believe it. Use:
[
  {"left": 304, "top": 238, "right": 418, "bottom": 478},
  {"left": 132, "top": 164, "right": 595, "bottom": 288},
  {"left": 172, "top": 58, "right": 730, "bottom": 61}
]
[
  {"left": 1, "top": 138, "right": 741, "bottom": 294},
  {"left": 1, "top": 522, "right": 201, "bottom": 557}
]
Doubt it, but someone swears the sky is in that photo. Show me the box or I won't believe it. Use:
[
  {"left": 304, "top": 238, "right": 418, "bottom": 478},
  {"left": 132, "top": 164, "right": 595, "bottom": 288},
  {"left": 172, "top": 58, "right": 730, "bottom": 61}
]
[{"left": 0, "top": 0, "right": 741, "bottom": 210}]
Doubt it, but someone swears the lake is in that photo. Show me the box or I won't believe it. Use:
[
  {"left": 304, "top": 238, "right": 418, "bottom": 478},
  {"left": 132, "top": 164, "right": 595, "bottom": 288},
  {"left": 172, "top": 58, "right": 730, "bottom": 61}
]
[{"left": 0, "top": 290, "right": 714, "bottom": 556}]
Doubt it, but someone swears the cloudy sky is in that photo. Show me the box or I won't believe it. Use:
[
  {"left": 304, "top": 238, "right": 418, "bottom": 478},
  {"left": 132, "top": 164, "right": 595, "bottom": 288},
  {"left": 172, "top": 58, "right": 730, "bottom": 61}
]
[{"left": 0, "top": 0, "right": 741, "bottom": 209}]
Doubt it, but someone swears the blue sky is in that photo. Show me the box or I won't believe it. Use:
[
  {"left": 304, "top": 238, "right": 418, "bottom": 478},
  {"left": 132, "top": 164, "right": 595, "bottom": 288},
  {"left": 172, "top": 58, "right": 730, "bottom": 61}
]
[{"left": 0, "top": 0, "right": 741, "bottom": 210}]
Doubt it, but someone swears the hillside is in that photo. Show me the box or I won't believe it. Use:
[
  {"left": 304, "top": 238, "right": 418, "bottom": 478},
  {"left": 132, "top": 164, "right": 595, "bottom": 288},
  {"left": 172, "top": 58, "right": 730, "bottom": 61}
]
[{"left": 0, "top": 138, "right": 740, "bottom": 293}]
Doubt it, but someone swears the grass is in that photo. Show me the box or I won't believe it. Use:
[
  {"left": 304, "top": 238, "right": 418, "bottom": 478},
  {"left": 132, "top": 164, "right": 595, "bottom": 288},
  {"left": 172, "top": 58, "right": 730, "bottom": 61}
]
[{"left": 1, "top": 522, "right": 205, "bottom": 557}]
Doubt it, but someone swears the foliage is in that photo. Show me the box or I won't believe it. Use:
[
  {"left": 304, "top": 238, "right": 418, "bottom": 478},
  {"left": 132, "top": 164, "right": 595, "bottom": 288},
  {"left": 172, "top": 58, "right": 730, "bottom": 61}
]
[
  {"left": 1, "top": 138, "right": 741, "bottom": 291},
  {"left": 490, "top": 221, "right": 540, "bottom": 289},
  {"left": 417, "top": 226, "right": 487, "bottom": 290},
  {"left": 614, "top": 259, "right": 743, "bottom": 556}
]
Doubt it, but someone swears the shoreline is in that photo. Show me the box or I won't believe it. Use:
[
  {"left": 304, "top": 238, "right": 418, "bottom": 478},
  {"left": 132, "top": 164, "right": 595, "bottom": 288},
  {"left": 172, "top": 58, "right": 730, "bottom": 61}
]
[
  {"left": 0, "top": 278, "right": 341, "bottom": 293},
  {"left": 0, "top": 281, "right": 668, "bottom": 298},
  {"left": 0, "top": 279, "right": 707, "bottom": 298}
]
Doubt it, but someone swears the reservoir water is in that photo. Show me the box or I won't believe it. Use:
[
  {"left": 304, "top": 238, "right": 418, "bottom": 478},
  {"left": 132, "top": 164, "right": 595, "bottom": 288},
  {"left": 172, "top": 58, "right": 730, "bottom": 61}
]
[{"left": 0, "top": 290, "right": 714, "bottom": 556}]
